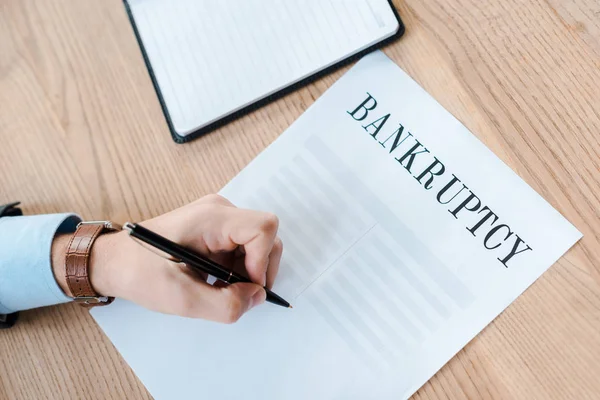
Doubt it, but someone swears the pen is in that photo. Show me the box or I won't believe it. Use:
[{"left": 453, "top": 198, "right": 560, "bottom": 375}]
[{"left": 122, "top": 222, "right": 292, "bottom": 309}]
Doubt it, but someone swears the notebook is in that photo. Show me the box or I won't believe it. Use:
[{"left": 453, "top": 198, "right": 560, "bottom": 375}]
[
  {"left": 91, "top": 51, "right": 582, "bottom": 399},
  {"left": 124, "top": 0, "right": 404, "bottom": 143}
]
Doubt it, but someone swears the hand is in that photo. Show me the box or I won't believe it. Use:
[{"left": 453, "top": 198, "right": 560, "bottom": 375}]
[{"left": 52, "top": 195, "right": 283, "bottom": 323}]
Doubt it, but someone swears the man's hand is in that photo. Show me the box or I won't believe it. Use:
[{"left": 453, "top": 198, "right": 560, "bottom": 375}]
[{"left": 51, "top": 195, "right": 283, "bottom": 324}]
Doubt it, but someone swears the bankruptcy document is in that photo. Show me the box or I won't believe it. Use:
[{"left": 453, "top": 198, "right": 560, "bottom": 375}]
[{"left": 91, "top": 51, "right": 581, "bottom": 400}]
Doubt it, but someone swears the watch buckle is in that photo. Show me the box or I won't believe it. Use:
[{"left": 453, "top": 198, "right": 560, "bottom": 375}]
[{"left": 77, "top": 221, "right": 122, "bottom": 230}]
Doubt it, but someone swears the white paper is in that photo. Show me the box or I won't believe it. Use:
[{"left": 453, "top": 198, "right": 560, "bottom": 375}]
[
  {"left": 127, "top": 0, "right": 400, "bottom": 136},
  {"left": 92, "top": 51, "right": 582, "bottom": 400}
]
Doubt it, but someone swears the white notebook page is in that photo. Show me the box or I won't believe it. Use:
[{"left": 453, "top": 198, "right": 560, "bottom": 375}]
[
  {"left": 127, "top": 0, "right": 400, "bottom": 136},
  {"left": 92, "top": 52, "right": 581, "bottom": 399}
]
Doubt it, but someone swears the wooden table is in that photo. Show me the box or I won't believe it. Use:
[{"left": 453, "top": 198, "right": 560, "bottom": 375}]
[{"left": 1, "top": 0, "right": 599, "bottom": 398}]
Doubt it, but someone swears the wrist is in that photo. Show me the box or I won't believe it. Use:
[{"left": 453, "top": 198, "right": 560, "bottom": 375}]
[{"left": 89, "top": 231, "right": 126, "bottom": 298}]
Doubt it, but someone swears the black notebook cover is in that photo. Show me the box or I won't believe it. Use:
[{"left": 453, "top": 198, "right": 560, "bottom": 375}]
[{"left": 123, "top": 1, "right": 405, "bottom": 144}]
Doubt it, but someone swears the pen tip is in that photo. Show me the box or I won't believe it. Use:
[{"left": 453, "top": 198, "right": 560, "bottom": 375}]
[{"left": 288, "top": 305, "right": 293, "bottom": 309}]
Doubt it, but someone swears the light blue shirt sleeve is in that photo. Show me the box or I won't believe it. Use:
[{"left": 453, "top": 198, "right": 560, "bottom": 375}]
[{"left": 0, "top": 214, "right": 81, "bottom": 314}]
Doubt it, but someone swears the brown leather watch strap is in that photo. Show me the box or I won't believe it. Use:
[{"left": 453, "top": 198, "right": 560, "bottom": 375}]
[{"left": 65, "top": 221, "right": 119, "bottom": 307}]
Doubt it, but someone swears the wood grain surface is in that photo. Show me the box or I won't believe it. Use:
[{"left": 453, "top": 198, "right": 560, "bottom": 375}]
[{"left": 1, "top": 0, "right": 599, "bottom": 399}]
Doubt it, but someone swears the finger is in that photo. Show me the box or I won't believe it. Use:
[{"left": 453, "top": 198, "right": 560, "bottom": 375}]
[
  {"left": 227, "top": 210, "right": 279, "bottom": 286},
  {"left": 195, "top": 194, "right": 236, "bottom": 207},
  {"left": 266, "top": 237, "right": 283, "bottom": 289},
  {"left": 183, "top": 281, "right": 266, "bottom": 323},
  {"left": 243, "top": 224, "right": 277, "bottom": 287}
]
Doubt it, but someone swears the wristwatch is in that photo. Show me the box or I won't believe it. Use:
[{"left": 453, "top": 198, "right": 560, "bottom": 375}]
[{"left": 65, "top": 221, "right": 121, "bottom": 307}]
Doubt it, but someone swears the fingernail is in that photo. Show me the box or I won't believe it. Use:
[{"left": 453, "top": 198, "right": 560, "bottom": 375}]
[{"left": 250, "top": 289, "right": 266, "bottom": 310}]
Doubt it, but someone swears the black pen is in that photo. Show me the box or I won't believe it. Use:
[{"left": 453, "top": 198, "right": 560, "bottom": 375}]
[{"left": 122, "top": 222, "right": 292, "bottom": 309}]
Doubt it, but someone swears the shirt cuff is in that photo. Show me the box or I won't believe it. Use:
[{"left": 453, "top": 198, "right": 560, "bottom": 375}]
[{"left": 0, "top": 213, "right": 81, "bottom": 314}]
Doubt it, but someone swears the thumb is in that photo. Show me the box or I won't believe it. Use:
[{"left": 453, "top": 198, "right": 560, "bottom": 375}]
[{"left": 220, "top": 283, "right": 266, "bottom": 323}]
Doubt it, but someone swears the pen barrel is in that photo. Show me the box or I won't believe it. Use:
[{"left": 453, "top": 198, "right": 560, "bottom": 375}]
[{"left": 130, "top": 224, "right": 227, "bottom": 276}]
